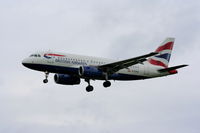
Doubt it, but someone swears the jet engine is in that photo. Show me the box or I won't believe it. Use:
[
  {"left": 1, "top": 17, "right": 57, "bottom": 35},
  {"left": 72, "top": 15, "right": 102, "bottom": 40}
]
[
  {"left": 79, "top": 66, "right": 104, "bottom": 79},
  {"left": 54, "top": 74, "right": 81, "bottom": 85}
]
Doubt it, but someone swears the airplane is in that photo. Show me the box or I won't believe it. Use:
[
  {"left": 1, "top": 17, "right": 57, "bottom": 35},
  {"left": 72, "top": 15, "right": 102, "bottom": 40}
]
[{"left": 22, "top": 38, "right": 188, "bottom": 92}]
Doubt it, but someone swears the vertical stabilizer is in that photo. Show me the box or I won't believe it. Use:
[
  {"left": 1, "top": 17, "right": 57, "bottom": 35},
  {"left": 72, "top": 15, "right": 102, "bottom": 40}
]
[{"left": 148, "top": 38, "right": 175, "bottom": 68}]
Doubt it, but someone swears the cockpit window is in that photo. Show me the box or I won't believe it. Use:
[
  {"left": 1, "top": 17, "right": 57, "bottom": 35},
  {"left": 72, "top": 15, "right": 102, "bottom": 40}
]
[
  {"left": 30, "top": 54, "right": 35, "bottom": 57},
  {"left": 29, "top": 54, "right": 41, "bottom": 57}
]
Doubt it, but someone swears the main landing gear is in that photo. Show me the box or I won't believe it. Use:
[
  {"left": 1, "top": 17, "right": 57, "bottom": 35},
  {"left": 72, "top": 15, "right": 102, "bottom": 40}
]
[
  {"left": 103, "top": 81, "right": 111, "bottom": 88},
  {"left": 43, "top": 71, "right": 49, "bottom": 83},
  {"left": 103, "top": 73, "right": 111, "bottom": 88},
  {"left": 85, "top": 79, "right": 111, "bottom": 92},
  {"left": 85, "top": 79, "right": 94, "bottom": 92}
]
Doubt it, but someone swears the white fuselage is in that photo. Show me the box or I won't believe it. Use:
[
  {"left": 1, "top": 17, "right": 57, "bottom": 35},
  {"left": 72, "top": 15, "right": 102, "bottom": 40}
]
[
  {"left": 22, "top": 37, "right": 186, "bottom": 92},
  {"left": 22, "top": 51, "right": 169, "bottom": 81}
]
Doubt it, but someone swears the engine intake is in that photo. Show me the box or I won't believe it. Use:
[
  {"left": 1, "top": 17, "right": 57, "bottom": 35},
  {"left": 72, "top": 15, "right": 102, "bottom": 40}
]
[{"left": 54, "top": 74, "right": 80, "bottom": 85}]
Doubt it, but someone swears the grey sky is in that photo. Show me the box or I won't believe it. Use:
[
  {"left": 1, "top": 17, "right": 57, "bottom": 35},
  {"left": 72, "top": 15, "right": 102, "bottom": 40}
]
[{"left": 0, "top": 0, "right": 200, "bottom": 133}]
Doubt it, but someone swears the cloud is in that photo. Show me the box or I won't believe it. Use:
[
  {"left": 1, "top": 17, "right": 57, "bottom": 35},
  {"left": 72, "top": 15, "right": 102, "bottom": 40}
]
[{"left": 0, "top": 0, "right": 200, "bottom": 133}]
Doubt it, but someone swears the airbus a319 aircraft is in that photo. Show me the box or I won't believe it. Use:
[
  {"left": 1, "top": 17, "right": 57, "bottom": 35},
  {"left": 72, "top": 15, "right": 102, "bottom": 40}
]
[{"left": 22, "top": 38, "right": 187, "bottom": 92}]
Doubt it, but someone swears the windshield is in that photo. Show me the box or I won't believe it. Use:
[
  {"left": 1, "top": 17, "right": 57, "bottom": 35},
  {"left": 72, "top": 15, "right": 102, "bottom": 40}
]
[{"left": 29, "top": 54, "right": 41, "bottom": 57}]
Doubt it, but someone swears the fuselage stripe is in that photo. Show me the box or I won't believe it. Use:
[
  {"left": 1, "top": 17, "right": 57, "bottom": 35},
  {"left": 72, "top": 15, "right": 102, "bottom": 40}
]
[
  {"left": 46, "top": 54, "right": 65, "bottom": 57},
  {"left": 148, "top": 59, "right": 168, "bottom": 68}
]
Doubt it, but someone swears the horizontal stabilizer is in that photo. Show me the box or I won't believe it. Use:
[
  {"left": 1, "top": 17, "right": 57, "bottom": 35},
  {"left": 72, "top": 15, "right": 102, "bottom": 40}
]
[{"left": 158, "top": 64, "right": 188, "bottom": 72}]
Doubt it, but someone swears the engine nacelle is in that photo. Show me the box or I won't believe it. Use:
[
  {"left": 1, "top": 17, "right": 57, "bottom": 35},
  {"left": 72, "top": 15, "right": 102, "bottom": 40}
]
[
  {"left": 79, "top": 66, "right": 104, "bottom": 79},
  {"left": 54, "top": 74, "right": 80, "bottom": 85}
]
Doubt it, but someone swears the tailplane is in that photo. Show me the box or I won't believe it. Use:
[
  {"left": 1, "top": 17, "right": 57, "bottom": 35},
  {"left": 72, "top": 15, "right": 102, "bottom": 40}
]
[
  {"left": 158, "top": 64, "right": 188, "bottom": 74},
  {"left": 148, "top": 38, "right": 175, "bottom": 68}
]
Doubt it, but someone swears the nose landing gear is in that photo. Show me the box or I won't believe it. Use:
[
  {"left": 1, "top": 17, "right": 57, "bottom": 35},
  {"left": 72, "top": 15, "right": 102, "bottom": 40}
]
[
  {"left": 86, "top": 85, "right": 94, "bottom": 92},
  {"left": 43, "top": 71, "right": 49, "bottom": 83}
]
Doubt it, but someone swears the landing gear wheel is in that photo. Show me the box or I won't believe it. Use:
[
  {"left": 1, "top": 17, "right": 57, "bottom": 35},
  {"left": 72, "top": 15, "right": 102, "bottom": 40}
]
[
  {"left": 86, "top": 85, "right": 94, "bottom": 92},
  {"left": 43, "top": 71, "right": 49, "bottom": 84},
  {"left": 43, "top": 79, "right": 48, "bottom": 83},
  {"left": 103, "top": 81, "right": 111, "bottom": 88},
  {"left": 85, "top": 79, "right": 94, "bottom": 92}
]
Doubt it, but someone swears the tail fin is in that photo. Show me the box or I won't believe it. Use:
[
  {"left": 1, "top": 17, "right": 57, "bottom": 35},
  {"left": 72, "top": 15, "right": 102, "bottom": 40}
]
[{"left": 148, "top": 38, "right": 175, "bottom": 68}]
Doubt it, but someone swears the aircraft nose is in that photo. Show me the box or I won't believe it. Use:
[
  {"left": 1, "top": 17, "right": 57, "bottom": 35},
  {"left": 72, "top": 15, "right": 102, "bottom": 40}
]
[{"left": 22, "top": 58, "right": 31, "bottom": 67}]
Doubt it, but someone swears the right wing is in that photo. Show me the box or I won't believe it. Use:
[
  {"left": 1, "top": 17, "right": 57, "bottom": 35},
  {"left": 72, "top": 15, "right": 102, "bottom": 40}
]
[{"left": 98, "top": 52, "right": 158, "bottom": 74}]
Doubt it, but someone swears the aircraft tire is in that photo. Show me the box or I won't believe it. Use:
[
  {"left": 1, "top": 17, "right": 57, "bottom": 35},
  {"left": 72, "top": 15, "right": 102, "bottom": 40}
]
[
  {"left": 103, "top": 81, "right": 111, "bottom": 88},
  {"left": 86, "top": 85, "right": 94, "bottom": 92},
  {"left": 43, "top": 79, "right": 48, "bottom": 83}
]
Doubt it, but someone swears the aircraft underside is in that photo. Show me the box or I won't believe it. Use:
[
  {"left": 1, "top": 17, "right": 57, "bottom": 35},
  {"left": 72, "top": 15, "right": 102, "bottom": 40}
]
[
  {"left": 23, "top": 63, "right": 151, "bottom": 92},
  {"left": 23, "top": 63, "right": 149, "bottom": 81}
]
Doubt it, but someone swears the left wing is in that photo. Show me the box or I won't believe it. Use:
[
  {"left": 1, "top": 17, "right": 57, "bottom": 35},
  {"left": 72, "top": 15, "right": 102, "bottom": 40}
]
[{"left": 98, "top": 52, "right": 158, "bottom": 74}]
